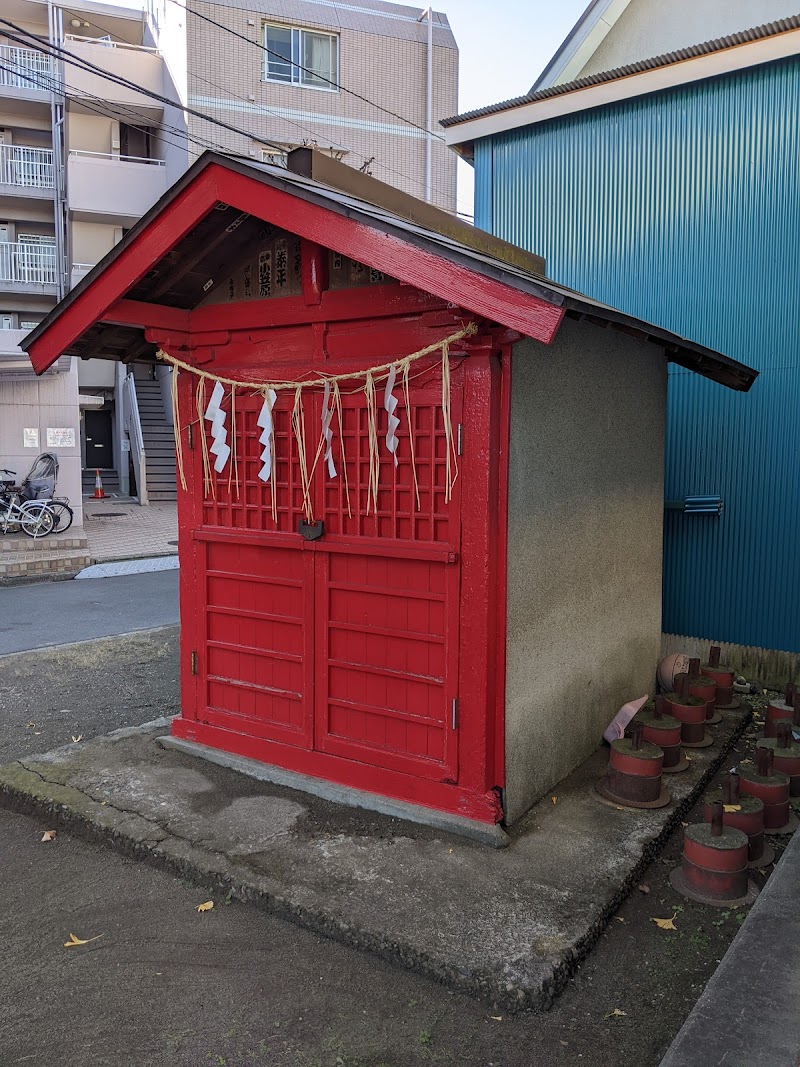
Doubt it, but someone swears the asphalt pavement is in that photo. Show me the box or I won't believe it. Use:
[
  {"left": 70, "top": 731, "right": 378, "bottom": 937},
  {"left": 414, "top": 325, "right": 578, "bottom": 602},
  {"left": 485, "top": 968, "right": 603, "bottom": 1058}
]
[{"left": 0, "top": 570, "right": 179, "bottom": 655}]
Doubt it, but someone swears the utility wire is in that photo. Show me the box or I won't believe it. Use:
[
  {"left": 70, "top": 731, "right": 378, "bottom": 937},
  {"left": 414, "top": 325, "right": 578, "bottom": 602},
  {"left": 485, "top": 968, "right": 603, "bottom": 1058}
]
[
  {"left": 3, "top": 18, "right": 471, "bottom": 217},
  {"left": 0, "top": 52, "right": 231, "bottom": 161},
  {"left": 167, "top": 0, "right": 446, "bottom": 143},
  {"left": 61, "top": 5, "right": 469, "bottom": 214},
  {"left": 0, "top": 17, "right": 286, "bottom": 152}
]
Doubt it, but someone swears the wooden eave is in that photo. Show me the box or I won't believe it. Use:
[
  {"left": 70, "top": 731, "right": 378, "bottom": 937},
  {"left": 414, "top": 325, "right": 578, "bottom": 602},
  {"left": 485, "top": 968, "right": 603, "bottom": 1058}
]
[{"left": 21, "top": 152, "right": 758, "bottom": 393}]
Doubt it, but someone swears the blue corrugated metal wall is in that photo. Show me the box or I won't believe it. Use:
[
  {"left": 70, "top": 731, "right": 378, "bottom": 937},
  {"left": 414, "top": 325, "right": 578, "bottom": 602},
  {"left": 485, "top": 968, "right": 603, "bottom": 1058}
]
[{"left": 474, "top": 57, "right": 800, "bottom": 653}]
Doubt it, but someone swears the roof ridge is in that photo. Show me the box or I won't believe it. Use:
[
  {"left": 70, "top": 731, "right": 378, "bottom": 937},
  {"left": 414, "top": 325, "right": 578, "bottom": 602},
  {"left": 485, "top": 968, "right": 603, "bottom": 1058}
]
[{"left": 442, "top": 13, "right": 800, "bottom": 127}]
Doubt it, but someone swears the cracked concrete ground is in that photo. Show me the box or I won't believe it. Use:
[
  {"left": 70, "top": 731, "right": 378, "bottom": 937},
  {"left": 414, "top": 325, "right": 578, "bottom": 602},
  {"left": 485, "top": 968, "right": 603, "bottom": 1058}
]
[{"left": 0, "top": 692, "right": 752, "bottom": 1010}]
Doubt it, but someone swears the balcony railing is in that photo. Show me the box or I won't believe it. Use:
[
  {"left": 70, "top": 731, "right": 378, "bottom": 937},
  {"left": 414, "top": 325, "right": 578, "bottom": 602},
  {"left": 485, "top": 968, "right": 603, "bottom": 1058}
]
[
  {"left": 0, "top": 241, "right": 57, "bottom": 285},
  {"left": 0, "top": 144, "right": 55, "bottom": 189},
  {"left": 0, "top": 44, "right": 52, "bottom": 92},
  {"left": 68, "top": 148, "right": 165, "bottom": 166},
  {"left": 65, "top": 33, "right": 161, "bottom": 56}
]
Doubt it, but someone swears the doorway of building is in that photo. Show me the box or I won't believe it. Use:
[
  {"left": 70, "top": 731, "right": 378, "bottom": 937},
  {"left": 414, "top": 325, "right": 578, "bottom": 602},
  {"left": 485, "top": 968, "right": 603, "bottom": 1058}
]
[{"left": 84, "top": 409, "right": 113, "bottom": 469}]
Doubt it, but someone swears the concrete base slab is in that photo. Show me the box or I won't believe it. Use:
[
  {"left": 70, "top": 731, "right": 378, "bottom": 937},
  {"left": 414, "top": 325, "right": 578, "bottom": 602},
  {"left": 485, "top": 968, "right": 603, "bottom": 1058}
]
[
  {"left": 0, "top": 704, "right": 752, "bottom": 1010},
  {"left": 159, "top": 735, "right": 510, "bottom": 849}
]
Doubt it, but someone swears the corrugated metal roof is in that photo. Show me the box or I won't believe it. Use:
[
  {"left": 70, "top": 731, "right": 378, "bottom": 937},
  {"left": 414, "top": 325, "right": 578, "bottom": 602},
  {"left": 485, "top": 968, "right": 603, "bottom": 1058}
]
[
  {"left": 22, "top": 152, "right": 757, "bottom": 391},
  {"left": 441, "top": 14, "right": 800, "bottom": 127}
]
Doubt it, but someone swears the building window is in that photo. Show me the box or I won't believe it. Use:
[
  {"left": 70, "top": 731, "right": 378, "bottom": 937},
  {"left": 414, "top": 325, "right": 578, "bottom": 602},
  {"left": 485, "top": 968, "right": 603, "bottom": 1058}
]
[{"left": 263, "top": 23, "right": 338, "bottom": 89}]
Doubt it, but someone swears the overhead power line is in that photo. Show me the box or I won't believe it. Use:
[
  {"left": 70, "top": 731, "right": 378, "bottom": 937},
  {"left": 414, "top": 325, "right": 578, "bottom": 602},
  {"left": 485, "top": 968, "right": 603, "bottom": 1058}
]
[
  {"left": 2, "top": 17, "right": 471, "bottom": 218},
  {"left": 0, "top": 17, "right": 286, "bottom": 152},
  {"left": 166, "top": 0, "right": 447, "bottom": 143},
  {"left": 62, "top": 6, "right": 470, "bottom": 215}
]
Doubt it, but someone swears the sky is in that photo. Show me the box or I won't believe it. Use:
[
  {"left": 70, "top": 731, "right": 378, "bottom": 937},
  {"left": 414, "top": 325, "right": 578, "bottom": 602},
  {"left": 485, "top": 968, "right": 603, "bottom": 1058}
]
[{"left": 442, "top": 0, "right": 589, "bottom": 217}]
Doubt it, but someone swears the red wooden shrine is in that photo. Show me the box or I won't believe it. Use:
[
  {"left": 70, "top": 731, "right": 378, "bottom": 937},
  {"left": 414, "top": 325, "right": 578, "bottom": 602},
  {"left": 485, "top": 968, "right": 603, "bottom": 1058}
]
[{"left": 23, "top": 152, "right": 756, "bottom": 836}]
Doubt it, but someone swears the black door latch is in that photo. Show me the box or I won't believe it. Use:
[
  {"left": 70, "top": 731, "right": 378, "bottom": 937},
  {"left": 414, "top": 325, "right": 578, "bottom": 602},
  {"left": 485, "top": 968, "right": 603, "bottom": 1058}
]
[{"left": 298, "top": 519, "right": 324, "bottom": 541}]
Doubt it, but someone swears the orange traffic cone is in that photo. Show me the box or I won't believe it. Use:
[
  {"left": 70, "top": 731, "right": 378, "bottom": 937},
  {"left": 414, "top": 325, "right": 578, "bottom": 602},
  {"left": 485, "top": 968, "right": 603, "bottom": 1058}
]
[{"left": 93, "top": 469, "right": 105, "bottom": 499}]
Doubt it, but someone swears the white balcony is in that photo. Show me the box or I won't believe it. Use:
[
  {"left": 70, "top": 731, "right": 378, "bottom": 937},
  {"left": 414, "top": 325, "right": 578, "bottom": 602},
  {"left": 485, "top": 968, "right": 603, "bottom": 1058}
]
[
  {"left": 67, "top": 150, "right": 167, "bottom": 225},
  {"left": 0, "top": 144, "right": 55, "bottom": 201},
  {"left": 0, "top": 44, "right": 52, "bottom": 93},
  {"left": 64, "top": 36, "right": 164, "bottom": 122},
  {"left": 71, "top": 261, "right": 94, "bottom": 288},
  {"left": 0, "top": 241, "right": 58, "bottom": 293}
]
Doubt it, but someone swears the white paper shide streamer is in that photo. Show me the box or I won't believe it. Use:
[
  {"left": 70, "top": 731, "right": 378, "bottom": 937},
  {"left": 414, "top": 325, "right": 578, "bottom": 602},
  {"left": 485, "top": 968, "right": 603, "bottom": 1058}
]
[
  {"left": 204, "top": 380, "right": 230, "bottom": 473},
  {"left": 383, "top": 364, "right": 400, "bottom": 468},
  {"left": 257, "top": 388, "right": 278, "bottom": 483},
  {"left": 321, "top": 380, "right": 337, "bottom": 479}
]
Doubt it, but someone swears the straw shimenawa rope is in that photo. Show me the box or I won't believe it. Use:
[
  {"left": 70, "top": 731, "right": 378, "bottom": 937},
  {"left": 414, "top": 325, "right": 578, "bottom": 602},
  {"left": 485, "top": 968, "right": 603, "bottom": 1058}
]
[{"left": 158, "top": 321, "right": 476, "bottom": 510}]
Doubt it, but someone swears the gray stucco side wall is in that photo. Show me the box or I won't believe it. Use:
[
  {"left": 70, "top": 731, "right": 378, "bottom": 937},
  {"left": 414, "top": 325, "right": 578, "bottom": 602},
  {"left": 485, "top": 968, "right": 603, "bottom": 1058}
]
[{"left": 504, "top": 318, "right": 666, "bottom": 823}]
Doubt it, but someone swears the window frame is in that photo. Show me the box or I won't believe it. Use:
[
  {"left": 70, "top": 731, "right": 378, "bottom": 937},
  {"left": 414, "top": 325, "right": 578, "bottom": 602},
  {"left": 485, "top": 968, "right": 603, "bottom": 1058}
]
[{"left": 262, "top": 22, "right": 339, "bottom": 92}]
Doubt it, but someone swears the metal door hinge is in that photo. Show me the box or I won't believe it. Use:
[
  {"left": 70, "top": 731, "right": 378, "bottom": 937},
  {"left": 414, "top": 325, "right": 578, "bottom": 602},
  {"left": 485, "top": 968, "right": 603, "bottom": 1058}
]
[
  {"left": 190, "top": 650, "right": 198, "bottom": 675},
  {"left": 456, "top": 423, "right": 463, "bottom": 456},
  {"left": 452, "top": 697, "right": 458, "bottom": 730}
]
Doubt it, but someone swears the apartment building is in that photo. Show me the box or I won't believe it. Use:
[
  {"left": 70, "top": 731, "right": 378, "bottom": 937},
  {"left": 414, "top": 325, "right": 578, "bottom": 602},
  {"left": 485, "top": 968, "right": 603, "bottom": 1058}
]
[
  {"left": 1, "top": 0, "right": 458, "bottom": 530},
  {"left": 175, "top": 0, "right": 459, "bottom": 212},
  {"left": 0, "top": 0, "right": 187, "bottom": 524}
]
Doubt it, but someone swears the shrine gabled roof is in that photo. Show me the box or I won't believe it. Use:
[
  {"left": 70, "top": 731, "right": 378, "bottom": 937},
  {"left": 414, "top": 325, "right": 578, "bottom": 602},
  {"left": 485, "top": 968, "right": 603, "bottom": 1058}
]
[{"left": 22, "top": 151, "right": 757, "bottom": 392}]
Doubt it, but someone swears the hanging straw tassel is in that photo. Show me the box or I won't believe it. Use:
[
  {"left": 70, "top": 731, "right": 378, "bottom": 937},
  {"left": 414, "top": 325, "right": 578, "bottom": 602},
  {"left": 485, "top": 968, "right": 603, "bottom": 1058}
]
[
  {"left": 332, "top": 380, "right": 352, "bottom": 520},
  {"left": 441, "top": 341, "right": 458, "bottom": 503},
  {"left": 401, "top": 358, "right": 420, "bottom": 511},
  {"left": 195, "top": 377, "right": 214, "bottom": 499},
  {"left": 291, "top": 386, "right": 313, "bottom": 522},
  {"left": 364, "top": 371, "right": 380, "bottom": 515},
  {"left": 227, "top": 385, "right": 239, "bottom": 499},
  {"left": 168, "top": 363, "right": 188, "bottom": 493}
]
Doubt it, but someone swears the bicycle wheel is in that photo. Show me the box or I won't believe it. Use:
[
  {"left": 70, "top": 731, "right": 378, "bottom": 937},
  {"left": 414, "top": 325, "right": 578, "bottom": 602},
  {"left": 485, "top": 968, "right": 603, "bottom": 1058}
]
[
  {"left": 20, "top": 503, "right": 54, "bottom": 539},
  {"left": 49, "top": 501, "right": 74, "bottom": 532}
]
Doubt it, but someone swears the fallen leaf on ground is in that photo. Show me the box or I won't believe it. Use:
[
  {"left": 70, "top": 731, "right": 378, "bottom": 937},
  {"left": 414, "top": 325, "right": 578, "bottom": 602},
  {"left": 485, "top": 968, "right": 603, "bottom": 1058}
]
[
  {"left": 64, "top": 932, "right": 102, "bottom": 947},
  {"left": 71, "top": 735, "right": 83, "bottom": 744},
  {"left": 651, "top": 915, "right": 678, "bottom": 931},
  {"left": 615, "top": 916, "right": 626, "bottom": 923},
  {"left": 40, "top": 830, "right": 57, "bottom": 842},
  {"left": 724, "top": 804, "right": 742, "bottom": 813},
  {"left": 196, "top": 901, "right": 214, "bottom": 913},
  {"left": 605, "top": 1009, "right": 627, "bottom": 1018},
  {"left": 551, "top": 796, "right": 558, "bottom": 805},
  {"left": 637, "top": 883, "right": 650, "bottom": 894}
]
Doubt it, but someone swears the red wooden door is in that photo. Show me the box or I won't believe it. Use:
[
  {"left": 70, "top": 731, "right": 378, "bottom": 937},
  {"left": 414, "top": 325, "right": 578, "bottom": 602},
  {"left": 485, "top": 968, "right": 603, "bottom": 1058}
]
[
  {"left": 191, "top": 394, "right": 315, "bottom": 748},
  {"left": 189, "top": 368, "right": 462, "bottom": 785},
  {"left": 314, "top": 379, "right": 462, "bottom": 782}
]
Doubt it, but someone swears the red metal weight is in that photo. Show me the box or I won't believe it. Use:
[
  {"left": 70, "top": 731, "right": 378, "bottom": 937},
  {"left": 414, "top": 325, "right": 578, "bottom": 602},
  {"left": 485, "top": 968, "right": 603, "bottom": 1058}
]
[
  {"left": 637, "top": 697, "right": 687, "bottom": 773},
  {"left": 738, "top": 750, "right": 793, "bottom": 832},
  {"left": 670, "top": 809, "right": 756, "bottom": 906},
  {"left": 703, "top": 792, "right": 771, "bottom": 866},
  {"left": 701, "top": 645, "right": 734, "bottom": 706},
  {"left": 665, "top": 676, "right": 712, "bottom": 746},
  {"left": 764, "top": 688, "right": 799, "bottom": 738},
  {"left": 596, "top": 724, "right": 670, "bottom": 809},
  {"left": 687, "top": 658, "right": 720, "bottom": 723},
  {"left": 757, "top": 726, "right": 800, "bottom": 796}
]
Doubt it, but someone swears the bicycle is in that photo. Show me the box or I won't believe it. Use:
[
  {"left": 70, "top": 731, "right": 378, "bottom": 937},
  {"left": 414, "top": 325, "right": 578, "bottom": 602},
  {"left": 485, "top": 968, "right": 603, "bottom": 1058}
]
[
  {"left": 48, "top": 497, "right": 74, "bottom": 533},
  {"left": 0, "top": 478, "right": 54, "bottom": 538},
  {"left": 1, "top": 463, "right": 73, "bottom": 535}
]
